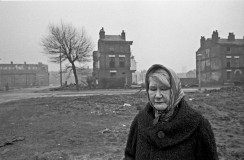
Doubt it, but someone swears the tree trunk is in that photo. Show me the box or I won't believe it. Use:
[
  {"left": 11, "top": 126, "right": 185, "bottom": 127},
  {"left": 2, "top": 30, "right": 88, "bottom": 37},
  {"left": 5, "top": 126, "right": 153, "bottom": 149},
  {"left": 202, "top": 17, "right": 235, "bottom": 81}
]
[{"left": 72, "top": 63, "right": 79, "bottom": 91}]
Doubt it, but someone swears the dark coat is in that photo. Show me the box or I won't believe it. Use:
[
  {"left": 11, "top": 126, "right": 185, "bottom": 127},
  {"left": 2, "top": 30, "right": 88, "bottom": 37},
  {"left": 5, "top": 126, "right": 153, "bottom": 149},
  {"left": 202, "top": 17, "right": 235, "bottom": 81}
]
[{"left": 124, "top": 99, "right": 218, "bottom": 160}]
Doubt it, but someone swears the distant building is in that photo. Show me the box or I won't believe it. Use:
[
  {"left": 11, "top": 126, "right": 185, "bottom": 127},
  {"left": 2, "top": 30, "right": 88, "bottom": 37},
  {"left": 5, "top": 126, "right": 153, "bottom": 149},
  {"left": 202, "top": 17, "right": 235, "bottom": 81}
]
[
  {"left": 177, "top": 70, "right": 196, "bottom": 79},
  {"left": 196, "top": 30, "right": 244, "bottom": 86},
  {"left": 186, "top": 69, "right": 196, "bottom": 78},
  {"left": 0, "top": 62, "right": 49, "bottom": 89},
  {"left": 177, "top": 70, "right": 197, "bottom": 87},
  {"left": 177, "top": 73, "right": 187, "bottom": 78},
  {"left": 93, "top": 28, "right": 136, "bottom": 88}
]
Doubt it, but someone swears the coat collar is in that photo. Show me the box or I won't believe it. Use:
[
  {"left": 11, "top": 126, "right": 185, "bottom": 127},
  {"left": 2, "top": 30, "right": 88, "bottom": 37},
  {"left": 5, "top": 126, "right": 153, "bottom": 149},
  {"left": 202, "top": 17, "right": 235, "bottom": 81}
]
[{"left": 137, "top": 99, "right": 202, "bottom": 149}]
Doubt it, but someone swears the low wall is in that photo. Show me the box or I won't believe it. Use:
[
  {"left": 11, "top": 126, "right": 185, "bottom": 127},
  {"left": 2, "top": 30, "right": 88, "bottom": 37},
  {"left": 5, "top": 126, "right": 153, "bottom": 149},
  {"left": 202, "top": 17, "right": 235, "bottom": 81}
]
[{"left": 180, "top": 78, "right": 197, "bottom": 87}]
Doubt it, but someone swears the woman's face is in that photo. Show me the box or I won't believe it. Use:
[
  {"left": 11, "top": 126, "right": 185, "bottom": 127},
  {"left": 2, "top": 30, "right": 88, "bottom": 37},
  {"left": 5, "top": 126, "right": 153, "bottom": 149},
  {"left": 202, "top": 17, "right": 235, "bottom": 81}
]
[{"left": 148, "top": 75, "right": 171, "bottom": 111}]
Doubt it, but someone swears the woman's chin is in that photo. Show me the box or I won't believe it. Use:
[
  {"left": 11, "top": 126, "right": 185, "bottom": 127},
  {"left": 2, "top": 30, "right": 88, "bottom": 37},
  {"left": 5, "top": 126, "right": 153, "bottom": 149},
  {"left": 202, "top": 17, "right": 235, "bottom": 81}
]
[{"left": 154, "top": 104, "right": 168, "bottom": 111}]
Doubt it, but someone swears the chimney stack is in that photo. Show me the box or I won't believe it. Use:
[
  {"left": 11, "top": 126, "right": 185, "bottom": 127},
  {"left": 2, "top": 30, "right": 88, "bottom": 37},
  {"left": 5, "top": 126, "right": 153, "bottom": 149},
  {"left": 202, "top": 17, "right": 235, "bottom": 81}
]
[
  {"left": 228, "top": 32, "right": 235, "bottom": 41},
  {"left": 211, "top": 30, "right": 219, "bottom": 42},
  {"left": 99, "top": 27, "right": 105, "bottom": 39},
  {"left": 121, "top": 30, "right": 126, "bottom": 40},
  {"left": 200, "top": 36, "right": 205, "bottom": 48}
]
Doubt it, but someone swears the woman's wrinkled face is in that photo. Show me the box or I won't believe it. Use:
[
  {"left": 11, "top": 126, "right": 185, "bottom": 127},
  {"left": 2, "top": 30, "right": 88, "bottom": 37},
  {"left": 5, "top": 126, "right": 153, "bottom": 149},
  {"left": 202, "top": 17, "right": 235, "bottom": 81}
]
[{"left": 148, "top": 75, "right": 171, "bottom": 111}]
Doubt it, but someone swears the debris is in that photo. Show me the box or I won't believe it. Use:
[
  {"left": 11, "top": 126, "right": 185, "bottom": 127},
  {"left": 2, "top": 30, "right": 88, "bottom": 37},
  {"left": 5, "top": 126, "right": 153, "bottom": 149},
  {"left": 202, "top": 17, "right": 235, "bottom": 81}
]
[
  {"left": 100, "top": 128, "right": 111, "bottom": 134},
  {"left": 0, "top": 136, "right": 25, "bottom": 148},
  {"left": 123, "top": 103, "right": 131, "bottom": 107},
  {"left": 1, "top": 89, "right": 243, "bottom": 159}
]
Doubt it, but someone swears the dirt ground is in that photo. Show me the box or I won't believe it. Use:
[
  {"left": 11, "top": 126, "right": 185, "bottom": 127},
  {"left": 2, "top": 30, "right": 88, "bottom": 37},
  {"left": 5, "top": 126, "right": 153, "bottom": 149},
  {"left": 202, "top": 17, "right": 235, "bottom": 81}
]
[{"left": 0, "top": 87, "right": 243, "bottom": 160}]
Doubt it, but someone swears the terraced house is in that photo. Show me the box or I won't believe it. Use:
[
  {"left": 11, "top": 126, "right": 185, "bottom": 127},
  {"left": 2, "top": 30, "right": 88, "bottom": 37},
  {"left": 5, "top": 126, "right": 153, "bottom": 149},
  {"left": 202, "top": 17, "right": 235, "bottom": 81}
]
[
  {"left": 93, "top": 28, "right": 136, "bottom": 88},
  {"left": 0, "top": 62, "right": 49, "bottom": 89},
  {"left": 196, "top": 30, "right": 244, "bottom": 86}
]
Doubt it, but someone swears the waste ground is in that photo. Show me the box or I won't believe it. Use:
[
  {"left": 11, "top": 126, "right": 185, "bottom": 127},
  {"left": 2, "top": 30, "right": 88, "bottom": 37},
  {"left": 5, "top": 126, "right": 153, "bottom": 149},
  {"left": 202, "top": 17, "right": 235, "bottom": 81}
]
[{"left": 0, "top": 87, "right": 243, "bottom": 160}]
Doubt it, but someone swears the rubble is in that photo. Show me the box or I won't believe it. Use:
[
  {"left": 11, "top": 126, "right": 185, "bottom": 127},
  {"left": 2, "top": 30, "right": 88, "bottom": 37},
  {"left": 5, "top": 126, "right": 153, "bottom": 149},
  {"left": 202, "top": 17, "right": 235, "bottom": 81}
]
[
  {"left": 0, "top": 90, "right": 243, "bottom": 159},
  {"left": 100, "top": 128, "right": 112, "bottom": 134}
]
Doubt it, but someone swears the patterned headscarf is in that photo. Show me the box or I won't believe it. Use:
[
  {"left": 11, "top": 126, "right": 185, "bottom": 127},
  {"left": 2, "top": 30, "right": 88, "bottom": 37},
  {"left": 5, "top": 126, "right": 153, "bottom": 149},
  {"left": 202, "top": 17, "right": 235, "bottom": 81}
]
[{"left": 145, "top": 64, "right": 185, "bottom": 124}]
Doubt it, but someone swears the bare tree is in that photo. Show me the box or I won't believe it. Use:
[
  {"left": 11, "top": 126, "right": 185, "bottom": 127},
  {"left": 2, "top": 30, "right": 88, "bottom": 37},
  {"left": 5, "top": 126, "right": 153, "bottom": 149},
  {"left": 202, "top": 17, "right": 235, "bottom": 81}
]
[{"left": 41, "top": 22, "right": 93, "bottom": 90}]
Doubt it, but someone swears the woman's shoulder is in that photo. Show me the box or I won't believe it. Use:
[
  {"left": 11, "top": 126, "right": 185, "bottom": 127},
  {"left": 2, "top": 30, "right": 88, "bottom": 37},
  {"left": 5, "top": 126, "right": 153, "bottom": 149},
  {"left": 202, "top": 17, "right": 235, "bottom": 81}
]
[
  {"left": 131, "top": 103, "right": 154, "bottom": 125},
  {"left": 180, "top": 98, "right": 212, "bottom": 129},
  {"left": 138, "top": 102, "right": 154, "bottom": 116},
  {"left": 179, "top": 98, "right": 203, "bottom": 117}
]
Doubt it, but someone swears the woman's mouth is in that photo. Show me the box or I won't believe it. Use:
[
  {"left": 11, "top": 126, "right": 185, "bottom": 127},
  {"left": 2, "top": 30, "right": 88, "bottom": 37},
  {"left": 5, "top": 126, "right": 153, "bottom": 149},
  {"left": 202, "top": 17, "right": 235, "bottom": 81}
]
[{"left": 155, "top": 102, "right": 165, "bottom": 104}]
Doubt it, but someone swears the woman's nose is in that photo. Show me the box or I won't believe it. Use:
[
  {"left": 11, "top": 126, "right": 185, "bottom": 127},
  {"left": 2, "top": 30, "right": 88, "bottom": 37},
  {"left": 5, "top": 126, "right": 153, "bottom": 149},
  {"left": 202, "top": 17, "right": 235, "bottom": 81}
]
[{"left": 155, "top": 89, "right": 162, "bottom": 98}]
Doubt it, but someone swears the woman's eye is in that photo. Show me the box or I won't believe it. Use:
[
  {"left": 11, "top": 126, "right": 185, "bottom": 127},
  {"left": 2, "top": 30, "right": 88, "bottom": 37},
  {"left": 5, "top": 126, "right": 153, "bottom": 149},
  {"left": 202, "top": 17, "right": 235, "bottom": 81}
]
[
  {"left": 149, "top": 87, "right": 157, "bottom": 91},
  {"left": 160, "top": 87, "right": 170, "bottom": 91}
]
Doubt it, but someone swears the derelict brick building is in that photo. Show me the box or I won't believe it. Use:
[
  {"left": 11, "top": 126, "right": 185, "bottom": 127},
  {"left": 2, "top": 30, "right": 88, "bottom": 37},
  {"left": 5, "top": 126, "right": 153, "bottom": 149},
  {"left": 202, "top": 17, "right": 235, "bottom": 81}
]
[
  {"left": 0, "top": 62, "right": 49, "bottom": 89},
  {"left": 196, "top": 30, "right": 244, "bottom": 86},
  {"left": 93, "top": 28, "right": 136, "bottom": 88}
]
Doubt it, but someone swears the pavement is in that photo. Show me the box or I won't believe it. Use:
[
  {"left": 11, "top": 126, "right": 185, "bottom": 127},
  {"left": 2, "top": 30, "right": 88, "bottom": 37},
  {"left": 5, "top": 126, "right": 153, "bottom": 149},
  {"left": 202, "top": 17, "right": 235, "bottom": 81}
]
[
  {"left": 0, "top": 86, "right": 139, "bottom": 104},
  {"left": 0, "top": 86, "right": 220, "bottom": 104}
]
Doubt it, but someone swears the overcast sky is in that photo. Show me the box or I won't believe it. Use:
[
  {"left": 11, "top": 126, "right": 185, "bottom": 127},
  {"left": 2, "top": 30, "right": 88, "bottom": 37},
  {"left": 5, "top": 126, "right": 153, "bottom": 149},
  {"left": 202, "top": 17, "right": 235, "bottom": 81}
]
[{"left": 0, "top": 0, "right": 243, "bottom": 73}]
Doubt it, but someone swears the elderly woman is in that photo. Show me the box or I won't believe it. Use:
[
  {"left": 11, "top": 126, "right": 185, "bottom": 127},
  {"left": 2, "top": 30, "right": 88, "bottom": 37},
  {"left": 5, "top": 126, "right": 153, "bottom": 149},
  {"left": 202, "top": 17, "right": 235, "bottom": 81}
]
[{"left": 124, "top": 64, "right": 218, "bottom": 160}]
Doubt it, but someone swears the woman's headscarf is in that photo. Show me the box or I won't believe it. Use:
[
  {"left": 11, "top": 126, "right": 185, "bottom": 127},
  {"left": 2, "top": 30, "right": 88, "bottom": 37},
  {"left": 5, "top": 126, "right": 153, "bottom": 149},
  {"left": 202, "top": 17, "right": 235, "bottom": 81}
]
[{"left": 145, "top": 64, "right": 184, "bottom": 124}]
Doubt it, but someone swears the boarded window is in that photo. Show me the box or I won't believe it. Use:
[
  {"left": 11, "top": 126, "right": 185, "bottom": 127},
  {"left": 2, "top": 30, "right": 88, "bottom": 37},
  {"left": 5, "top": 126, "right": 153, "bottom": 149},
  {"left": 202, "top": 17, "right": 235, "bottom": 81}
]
[
  {"left": 234, "top": 70, "right": 241, "bottom": 81},
  {"left": 110, "top": 72, "right": 116, "bottom": 77},
  {"left": 233, "top": 57, "right": 240, "bottom": 67},
  {"left": 227, "top": 71, "right": 231, "bottom": 81},
  {"left": 110, "top": 70, "right": 117, "bottom": 77},
  {"left": 109, "top": 57, "right": 115, "bottom": 68},
  {"left": 119, "top": 57, "right": 125, "bottom": 67},
  {"left": 226, "top": 58, "right": 231, "bottom": 68},
  {"left": 226, "top": 47, "right": 231, "bottom": 52}
]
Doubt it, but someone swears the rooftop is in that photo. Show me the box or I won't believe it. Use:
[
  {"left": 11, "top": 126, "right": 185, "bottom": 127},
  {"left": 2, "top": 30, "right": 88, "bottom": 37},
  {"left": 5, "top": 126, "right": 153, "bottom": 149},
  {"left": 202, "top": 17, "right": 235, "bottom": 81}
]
[
  {"left": 102, "top": 35, "right": 125, "bottom": 41},
  {"left": 217, "top": 39, "right": 244, "bottom": 46}
]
